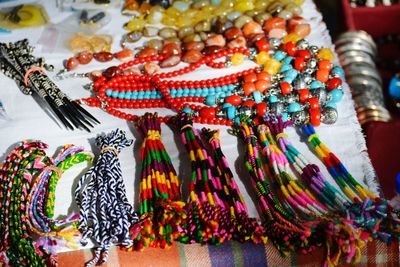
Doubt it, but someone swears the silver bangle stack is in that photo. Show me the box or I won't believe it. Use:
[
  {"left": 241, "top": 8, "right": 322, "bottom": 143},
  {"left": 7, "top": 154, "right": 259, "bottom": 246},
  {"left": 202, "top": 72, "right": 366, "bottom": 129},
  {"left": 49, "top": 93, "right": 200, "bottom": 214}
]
[{"left": 335, "top": 31, "right": 391, "bottom": 125}]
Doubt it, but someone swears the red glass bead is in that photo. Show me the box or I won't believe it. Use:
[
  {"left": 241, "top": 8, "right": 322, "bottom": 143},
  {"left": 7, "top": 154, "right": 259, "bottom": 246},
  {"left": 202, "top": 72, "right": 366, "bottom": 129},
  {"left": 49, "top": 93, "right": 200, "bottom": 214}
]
[
  {"left": 308, "top": 97, "right": 320, "bottom": 110},
  {"left": 244, "top": 73, "right": 258, "bottom": 83},
  {"left": 296, "top": 49, "right": 311, "bottom": 60},
  {"left": 310, "top": 109, "right": 321, "bottom": 126},
  {"left": 77, "top": 52, "right": 93, "bottom": 64},
  {"left": 284, "top": 41, "right": 297, "bottom": 56},
  {"left": 256, "top": 102, "right": 267, "bottom": 117},
  {"left": 243, "top": 82, "right": 256, "bottom": 96},
  {"left": 199, "top": 107, "right": 216, "bottom": 119},
  {"left": 255, "top": 39, "right": 269, "bottom": 52},
  {"left": 299, "top": 89, "right": 310, "bottom": 103},
  {"left": 257, "top": 72, "right": 271, "bottom": 82},
  {"left": 66, "top": 57, "right": 79, "bottom": 70},
  {"left": 327, "top": 77, "right": 342, "bottom": 90},
  {"left": 316, "top": 69, "right": 330, "bottom": 83},
  {"left": 280, "top": 82, "right": 292, "bottom": 95},
  {"left": 225, "top": 95, "right": 242, "bottom": 106},
  {"left": 294, "top": 57, "right": 305, "bottom": 71},
  {"left": 242, "top": 100, "right": 256, "bottom": 108},
  {"left": 94, "top": 52, "right": 113, "bottom": 62}
]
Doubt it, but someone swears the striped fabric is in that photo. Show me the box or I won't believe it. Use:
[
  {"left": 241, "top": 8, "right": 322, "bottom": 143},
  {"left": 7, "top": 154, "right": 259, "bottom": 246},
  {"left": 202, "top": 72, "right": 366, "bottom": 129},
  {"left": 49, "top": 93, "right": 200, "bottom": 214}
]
[{"left": 59, "top": 240, "right": 399, "bottom": 267}]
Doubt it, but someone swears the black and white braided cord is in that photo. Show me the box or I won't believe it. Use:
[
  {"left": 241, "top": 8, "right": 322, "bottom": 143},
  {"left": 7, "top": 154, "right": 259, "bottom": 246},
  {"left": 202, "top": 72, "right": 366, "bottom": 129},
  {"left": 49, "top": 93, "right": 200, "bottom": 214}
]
[{"left": 75, "top": 129, "right": 139, "bottom": 266}]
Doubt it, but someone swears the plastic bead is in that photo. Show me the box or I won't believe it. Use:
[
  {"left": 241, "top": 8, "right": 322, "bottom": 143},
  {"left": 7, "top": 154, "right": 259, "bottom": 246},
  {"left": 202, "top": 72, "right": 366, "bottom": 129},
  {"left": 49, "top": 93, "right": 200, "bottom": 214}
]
[
  {"left": 256, "top": 51, "right": 270, "bottom": 66},
  {"left": 288, "top": 102, "right": 302, "bottom": 113},
  {"left": 308, "top": 97, "right": 320, "bottom": 110},
  {"left": 231, "top": 53, "right": 246, "bottom": 66},
  {"left": 294, "top": 57, "right": 305, "bottom": 71},
  {"left": 327, "top": 77, "right": 342, "bottom": 90},
  {"left": 310, "top": 109, "right": 321, "bottom": 126},
  {"left": 273, "top": 51, "right": 287, "bottom": 61},
  {"left": 256, "top": 102, "right": 267, "bottom": 117},
  {"left": 318, "top": 60, "right": 332, "bottom": 71},
  {"left": 205, "top": 95, "right": 217, "bottom": 106},
  {"left": 200, "top": 107, "right": 216, "bottom": 119},
  {"left": 252, "top": 91, "right": 262, "bottom": 103},
  {"left": 310, "top": 80, "right": 325, "bottom": 90},
  {"left": 269, "top": 95, "right": 279, "bottom": 103},
  {"left": 296, "top": 49, "right": 311, "bottom": 60},
  {"left": 299, "top": 89, "right": 310, "bottom": 103},
  {"left": 317, "top": 48, "right": 334, "bottom": 61},
  {"left": 316, "top": 69, "right": 330, "bottom": 83},
  {"left": 284, "top": 41, "right": 297, "bottom": 56},
  {"left": 328, "top": 89, "right": 343, "bottom": 103},
  {"left": 243, "top": 82, "right": 256, "bottom": 96},
  {"left": 264, "top": 58, "right": 282, "bottom": 75},
  {"left": 255, "top": 39, "right": 269, "bottom": 52},
  {"left": 225, "top": 95, "right": 242, "bottom": 106},
  {"left": 280, "top": 82, "right": 292, "bottom": 95},
  {"left": 255, "top": 79, "right": 269, "bottom": 93},
  {"left": 242, "top": 100, "right": 256, "bottom": 108},
  {"left": 244, "top": 73, "right": 258, "bottom": 83},
  {"left": 226, "top": 106, "right": 236, "bottom": 120}
]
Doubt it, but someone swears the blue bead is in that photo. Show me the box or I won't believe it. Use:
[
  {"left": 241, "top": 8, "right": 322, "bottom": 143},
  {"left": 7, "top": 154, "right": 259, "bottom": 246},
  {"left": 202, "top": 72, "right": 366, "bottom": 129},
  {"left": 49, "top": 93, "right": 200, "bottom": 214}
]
[
  {"left": 228, "top": 84, "right": 235, "bottom": 90},
  {"left": 284, "top": 69, "right": 298, "bottom": 82},
  {"left": 106, "top": 89, "right": 112, "bottom": 96},
  {"left": 234, "top": 117, "right": 241, "bottom": 125},
  {"left": 118, "top": 92, "right": 125, "bottom": 99},
  {"left": 222, "top": 103, "right": 232, "bottom": 109},
  {"left": 222, "top": 85, "right": 228, "bottom": 91},
  {"left": 112, "top": 91, "right": 119, "bottom": 98},
  {"left": 283, "top": 77, "right": 293, "bottom": 83},
  {"left": 177, "top": 91, "right": 183, "bottom": 97},
  {"left": 226, "top": 106, "right": 236, "bottom": 120},
  {"left": 182, "top": 107, "right": 192, "bottom": 114},
  {"left": 389, "top": 75, "right": 400, "bottom": 99},
  {"left": 328, "top": 89, "right": 343, "bottom": 103},
  {"left": 203, "top": 88, "right": 209, "bottom": 94},
  {"left": 125, "top": 92, "right": 132, "bottom": 99},
  {"left": 283, "top": 56, "right": 294, "bottom": 64},
  {"left": 253, "top": 91, "right": 262, "bottom": 103},
  {"left": 273, "top": 51, "right": 286, "bottom": 61},
  {"left": 280, "top": 64, "right": 293, "bottom": 73},
  {"left": 332, "top": 66, "right": 345, "bottom": 80},
  {"left": 282, "top": 112, "right": 289, "bottom": 122},
  {"left": 325, "top": 101, "right": 337, "bottom": 109},
  {"left": 269, "top": 95, "right": 279, "bottom": 103},
  {"left": 205, "top": 95, "right": 216, "bottom": 106},
  {"left": 310, "top": 80, "right": 325, "bottom": 90},
  {"left": 183, "top": 88, "right": 190, "bottom": 94},
  {"left": 288, "top": 102, "right": 302, "bottom": 113},
  {"left": 172, "top": 1, "right": 191, "bottom": 12},
  {"left": 190, "top": 89, "right": 196, "bottom": 95},
  {"left": 216, "top": 86, "right": 222, "bottom": 92}
]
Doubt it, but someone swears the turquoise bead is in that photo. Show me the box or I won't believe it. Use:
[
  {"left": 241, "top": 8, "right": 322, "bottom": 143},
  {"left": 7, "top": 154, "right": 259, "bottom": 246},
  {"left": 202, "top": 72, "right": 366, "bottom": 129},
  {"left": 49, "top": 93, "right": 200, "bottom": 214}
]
[
  {"left": 282, "top": 112, "right": 289, "bottom": 122},
  {"left": 226, "top": 106, "right": 236, "bottom": 120},
  {"left": 112, "top": 91, "right": 119, "bottom": 98},
  {"left": 288, "top": 102, "right": 301, "bottom": 113},
  {"left": 389, "top": 75, "right": 400, "bottom": 99},
  {"left": 125, "top": 92, "right": 132, "bottom": 99},
  {"left": 182, "top": 107, "right": 192, "bottom": 114},
  {"left": 284, "top": 69, "right": 298, "bottom": 82},
  {"left": 222, "top": 103, "right": 232, "bottom": 109},
  {"left": 310, "top": 80, "right": 324, "bottom": 90},
  {"left": 118, "top": 92, "right": 125, "bottom": 99},
  {"left": 206, "top": 95, "right": 216, "bottom": 106},
  {"left": 325, "top": 101, "right": 337, "bottom": 109},
  {"left": 283, "top": 56, "right": 294, "bottom": 64},
  {"left": 234, "top": 117, "right": 241, "bottom": 125},
  {"left": 269, "top": 95, "right": 278, "bottom": 103},
  {"left": 328, "top": 89, "right": 343, "bottom": 103},
  {"left": 280, "top": 64, "right": 293, "bottom": 73},
  {"left": 273, "top": 51, "right": 286, "bottom": 61},
  {"left": 253, "top": 91, "right": 262, "bottom": 103},
  {"left": 106, "top": 89, "right": 112, "bottom": 96},
  {"left": 332, "top": 66, "right": 345, "bottom": 80}
]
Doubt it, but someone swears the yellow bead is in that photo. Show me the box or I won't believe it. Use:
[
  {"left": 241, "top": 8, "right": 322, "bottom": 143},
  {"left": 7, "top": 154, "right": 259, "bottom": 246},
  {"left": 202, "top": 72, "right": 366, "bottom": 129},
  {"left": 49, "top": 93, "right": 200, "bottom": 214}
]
[
  {"left": 233, "top": 1, "right": 254, "bottom": 13},
  {"left": 317, "top": 48, "right": 334, "bottom": 61},
  {"left": 294, "top": 0, "right": 305, "bottom": 5},
  {"left": 263, "top": 58, "right": 282, "bottom": 75},
  {"left": 255, "top": 51, "right": 270, "bottom": 66},
  {"left": 283, "top": 33, "right": 302, "bottom": 44},
  {"left": 125, "top": 16, "right": 147, "bottom": 31},
  {"left": 221, "top": 0, "right": 235, "bottom": 8},
  {"left": 255, "top": 0, "right": 272, "bottom": 10},
  {"left": 231, "top": 53, "right": 246, "bottom": 66}
]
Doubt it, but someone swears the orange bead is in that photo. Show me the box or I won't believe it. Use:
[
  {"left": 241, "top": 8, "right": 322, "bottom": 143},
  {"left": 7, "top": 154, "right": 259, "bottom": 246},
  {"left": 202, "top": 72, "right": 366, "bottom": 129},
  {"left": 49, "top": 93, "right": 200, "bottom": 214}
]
[
  {"left": 244, "top": 73, "right": 258, "bottom": 83},
  {"left": 242, "top": 100, "right": 256, "bottom": 108},
  {"left": 242, "top": 21, "right": 263, "bottom": 38},
  {"left": 114, "top": 49, "right": 133, "bottom": 60},
  {"left": 257, "top": 72, "right": 271, "bottom": 82},
  {"left": 255, "top": 80, "right": 269, "bottom": 93},
  {"left": 308, "top": 97, "right": 320, "bottom": 110},
  {"left": 318, "top": 60, "right": 332, "bottom": 71},
  {"left": 280, "top": 82, "right": 292, "bottom": 95},
  {"left": 310, "top": 109, "right": 321, "bottom": 126},
  {"left": 316, "top": 69, "right": 330, "bottom": 83},
  {"left": 256, "top": 102, "right": 268, "bottom": 117},
  {"left": 293, "top": 23, "right": 311, "bottom": 38},
  {"left": 243, "top": 82, "right": 256, "bottom": 96},
  {"left": 263, "top": 17, "right": 286, "bottom": 33},
  {"left": 225, "top": 95, "right": 242, "bottom": 106},
  {"left": 299, "top": 89, "right": 310, "bottom": 103}
]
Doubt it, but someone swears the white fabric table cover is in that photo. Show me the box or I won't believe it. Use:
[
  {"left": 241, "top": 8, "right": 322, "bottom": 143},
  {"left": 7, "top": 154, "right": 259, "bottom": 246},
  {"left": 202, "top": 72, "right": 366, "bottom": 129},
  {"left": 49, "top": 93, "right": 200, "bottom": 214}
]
[{"left": 0, "top": 0, "right": 379, "bottom": 253}]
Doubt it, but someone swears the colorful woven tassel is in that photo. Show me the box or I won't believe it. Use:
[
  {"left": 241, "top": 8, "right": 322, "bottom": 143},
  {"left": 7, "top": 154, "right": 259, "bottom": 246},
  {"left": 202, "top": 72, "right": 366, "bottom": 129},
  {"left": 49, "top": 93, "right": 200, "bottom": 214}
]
[
  {"left": 74, "top": 129, "right": 139, "bottom": 266},
  {"left": 202, "top": 128, "right": 265, "bottom": 244},
  {"left": 130, "top": 113, "right": 186, "bottom": 251}
]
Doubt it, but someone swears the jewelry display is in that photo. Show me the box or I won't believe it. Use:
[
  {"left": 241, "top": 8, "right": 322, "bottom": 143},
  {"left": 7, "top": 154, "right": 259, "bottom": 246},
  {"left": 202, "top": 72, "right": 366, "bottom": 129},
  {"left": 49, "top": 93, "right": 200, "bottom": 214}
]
[{"left": 0, "top": 39, "right": 99, "bottom": 131}]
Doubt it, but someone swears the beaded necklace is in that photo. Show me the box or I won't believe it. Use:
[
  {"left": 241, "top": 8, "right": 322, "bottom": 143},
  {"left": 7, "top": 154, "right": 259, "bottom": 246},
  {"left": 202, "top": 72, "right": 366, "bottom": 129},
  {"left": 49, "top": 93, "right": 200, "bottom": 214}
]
[
  {"left": 74, "top": 129, "right": 139, "bottom": 267},
  {"left": 81, "top": 39, "right": 344, "bottom": 127}
]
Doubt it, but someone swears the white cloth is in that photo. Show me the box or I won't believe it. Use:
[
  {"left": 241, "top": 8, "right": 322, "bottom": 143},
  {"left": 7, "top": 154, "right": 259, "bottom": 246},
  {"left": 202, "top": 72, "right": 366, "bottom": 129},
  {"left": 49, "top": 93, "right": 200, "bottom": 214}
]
[{"left": 0, "top": 0, "right": 379, "bottom": 253}]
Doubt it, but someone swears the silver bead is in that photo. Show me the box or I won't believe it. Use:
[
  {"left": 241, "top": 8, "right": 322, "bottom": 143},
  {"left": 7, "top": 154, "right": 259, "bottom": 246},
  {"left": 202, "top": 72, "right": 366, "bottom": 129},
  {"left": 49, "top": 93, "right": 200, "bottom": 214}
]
[
  {"left": 285, "top": 94, "right": 297, "bottom": 103},
  {"left": 313, "top": 88, "right": 327, "bottom": 104},
  {"left": 216, "top": 109, "right": 225, "bottom": 118},
  {"left": 302, "top": 73, "right": 313, "bottom": 84},
  {"left": 270, "top": 102, "right": 284, "bottom": 115},
  {"left": 269, "top": 38, "right": 282, "bottom": 49},
  {"left": 294, "top": 77, "right": 307, "bottom": 90},
  {"left": 321, "top": 106, "right": 338, "bottom": 124},
  {"left": 306, "top": 58, "right": 318, "bottom": 69},
  {"left": 225, "top": 61, "right": 233, "bottom": 68},
  {"left": 296, "top": 39, "right": 309, "bottom": 50},
  {"left": 239, "top": 106, "right": 252, "bottom": 117},
  {"left": 309, "top": 45, "right": 319, "bottom": 56},
  {"left": 291, "top": 110, "right": 307, "bottom": 125},
  {"left": 304, "top": 68, "right": 314, "bottom": 75}
]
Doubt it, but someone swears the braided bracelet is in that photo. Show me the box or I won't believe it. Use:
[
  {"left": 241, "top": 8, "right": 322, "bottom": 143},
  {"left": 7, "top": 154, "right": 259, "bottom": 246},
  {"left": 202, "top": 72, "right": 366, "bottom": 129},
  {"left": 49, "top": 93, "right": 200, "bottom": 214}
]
[{"left": 74, "top": 129, "right": 139, "bottom": 266}]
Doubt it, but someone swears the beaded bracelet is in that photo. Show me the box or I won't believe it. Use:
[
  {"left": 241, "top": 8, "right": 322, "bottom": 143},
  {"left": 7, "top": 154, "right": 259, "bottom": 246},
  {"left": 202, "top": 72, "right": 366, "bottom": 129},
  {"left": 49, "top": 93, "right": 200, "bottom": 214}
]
[
  {"left": 26, "top": 144, "right": 93, "bottom": 264},
  {"left": 74, "top": 129, "right": 139, "bottom": 267},
  {"left": 0, "top": 141, "right": 52, "bottom": 266}
]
